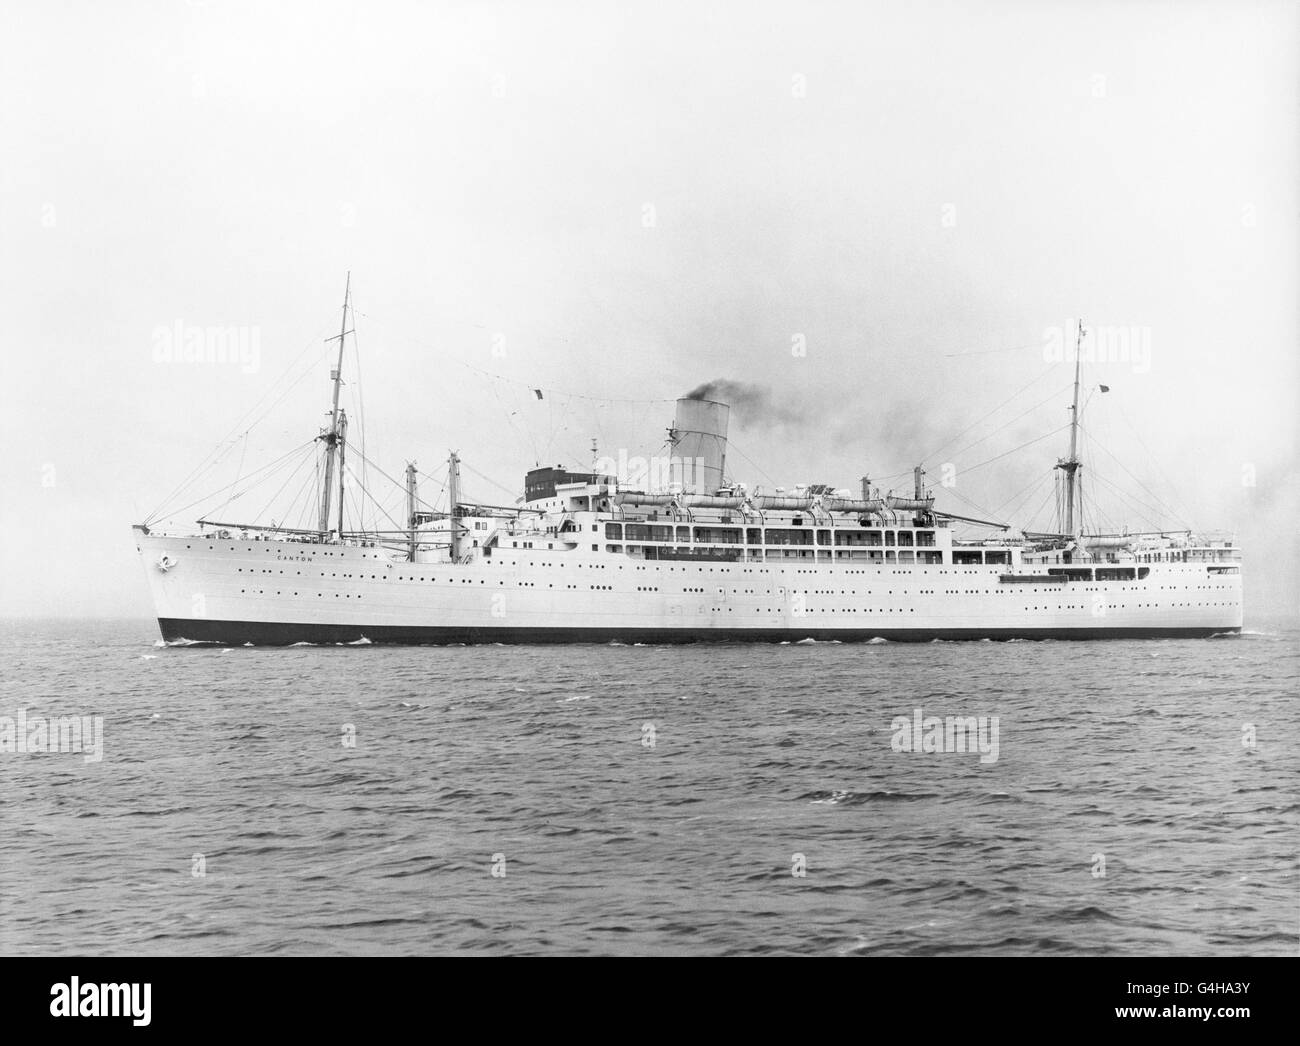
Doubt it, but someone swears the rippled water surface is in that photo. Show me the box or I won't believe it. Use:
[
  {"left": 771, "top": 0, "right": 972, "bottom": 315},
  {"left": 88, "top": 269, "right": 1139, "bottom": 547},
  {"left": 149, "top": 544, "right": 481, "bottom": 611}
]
[{"left": 2, "top": 618, "right": 1296, "bottom": 956}]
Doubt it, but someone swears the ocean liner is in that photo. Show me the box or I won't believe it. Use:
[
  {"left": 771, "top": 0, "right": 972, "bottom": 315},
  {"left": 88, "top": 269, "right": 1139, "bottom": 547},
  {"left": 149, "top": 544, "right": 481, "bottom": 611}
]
[{"left": 134, "top": 284, "right": 1243, "bottom": 644}]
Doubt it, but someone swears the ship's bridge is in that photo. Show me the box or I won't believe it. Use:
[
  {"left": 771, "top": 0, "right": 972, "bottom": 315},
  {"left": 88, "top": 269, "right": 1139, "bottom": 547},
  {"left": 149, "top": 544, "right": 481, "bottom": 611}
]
[{"left": 523, "top": 466, "right": 617, "bottom": 513}]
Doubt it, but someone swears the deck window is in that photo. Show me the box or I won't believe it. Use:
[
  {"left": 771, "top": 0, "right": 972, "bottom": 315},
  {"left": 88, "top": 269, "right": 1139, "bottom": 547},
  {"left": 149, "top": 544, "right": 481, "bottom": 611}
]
[
  {"left": 626, "top": 524, "right": 673, "bottom": 542},
  {"left": 834, "top": 530, "right": 883, "bottom": 547},
  {"left": 764, "top": 529, "right": 813, "bottom": 546},
  {"left": 694, "top": 527, "right": 741, "bottom": 544},
  {"left": 1047, "top": 567, "right": 1093, "bottom": 581}
]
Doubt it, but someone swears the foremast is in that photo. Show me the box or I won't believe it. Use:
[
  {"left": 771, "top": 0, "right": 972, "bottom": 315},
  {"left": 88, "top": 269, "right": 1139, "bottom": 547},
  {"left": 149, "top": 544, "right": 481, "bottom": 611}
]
[
  {"left": 1056, "top": 319, "right": 1084, "bottom": 538},
  {"left": 318, "top": 273, "right": 352, "bottom": 538}
]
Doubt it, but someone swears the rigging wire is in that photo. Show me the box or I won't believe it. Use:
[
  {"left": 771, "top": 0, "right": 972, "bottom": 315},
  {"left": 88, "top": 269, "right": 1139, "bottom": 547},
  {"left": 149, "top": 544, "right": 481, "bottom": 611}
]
[
  {"left": 1087, "top": 468, "right": 1172, "bottom": 533},
  {"left": 152, "top": 296, "right": 1207, "bottom": 551},
  {"left": 146, "top": 326, "right": 333, "bottom": 523},
  {"left": 919, "top": 366, "right": 1064, "bottom": 465},
  {"left": 491, "top": 378, "right": 540, "bottom": 465},
  {"left": 720, "top": 438, "right": 780, "bottom": 489},
  {"left": 1024, "top": 479, "right": 1061, "bottom": 534},
  {"left": 348, "top": 297, "right": 372, "bottom": 533},
  {"left": 1112, "top": 398, "right": 1200, "bottom": 524},
  {"left": 249, "top": 442, "right": 320, "bottom": 528},
  {"left": 865, "top": 376, "right": 1067, "bottom": 488},
  {"left": 156, "top": 439, "right": 319, "bottom": 526},
  {"left": 351, "top": 311, "right": 679, "bottom": 405},
  {"left": 291, "top": 459, "right": 319, "bottom": 532},
  {"left": 214, "top": 429, "right": 251, "bottom": 520},
  {"left": 951, "top": 424, "right": 1071, "bottom": 478},
  {"left": 1077, "top": 423, "right": 1191, "bottom": 529},
  {"left": 938, "top": 486, "right": 1008, "bottom": 524},
  {"left": 460, "top": 458, "right": 528, "bottom": 503},
  {"left": 993, "top": 467, "right": 1053, "bottom": 518},
  {"left": 340, "top": 462, "right": 407, "bottom": 534},
  {"left": 943, "top": 341, "right": 1042, "bottom": 358},
  {"left": 1002, "top": 471, "right": 1055, "bottom": 528},
  {"left": 417, "top": 469, "right": 449, "bottom": 514},
  {"left": 934, "top": 383, "right": 1075, "bottom": 467}
]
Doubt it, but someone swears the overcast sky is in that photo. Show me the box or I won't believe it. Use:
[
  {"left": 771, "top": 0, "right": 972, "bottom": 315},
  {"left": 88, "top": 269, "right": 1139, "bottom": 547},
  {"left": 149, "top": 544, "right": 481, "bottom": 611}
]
[{"left": 1, "top": 0, "right": 1295, "bottom": 618}]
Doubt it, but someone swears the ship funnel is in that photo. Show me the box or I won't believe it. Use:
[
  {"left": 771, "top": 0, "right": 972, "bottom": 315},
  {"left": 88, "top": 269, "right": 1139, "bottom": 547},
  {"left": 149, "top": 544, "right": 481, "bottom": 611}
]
[{"left": 670, "top": 397, "right": 729, "bottom": 494}]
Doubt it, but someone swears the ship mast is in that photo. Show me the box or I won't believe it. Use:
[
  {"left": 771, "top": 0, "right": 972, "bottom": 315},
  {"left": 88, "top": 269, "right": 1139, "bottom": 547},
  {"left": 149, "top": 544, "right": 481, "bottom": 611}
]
[
  {"left": 448, "top": 450, "right": 462, "bottom": 561},
  {"left": 405, "top": 459, "right": 421, "bottom": 563},
  {"left": 1057, "top": 318, "right": 1084, "bottom": 538},
  {"left": 318, "top": 273, "right": 352, "bottom": 537}
]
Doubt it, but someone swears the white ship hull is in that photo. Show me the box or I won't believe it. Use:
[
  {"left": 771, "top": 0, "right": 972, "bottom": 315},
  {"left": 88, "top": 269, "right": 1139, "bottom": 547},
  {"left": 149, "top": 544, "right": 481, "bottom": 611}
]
[{"left": 134, "top": 529, "right": 1243, "bottom": 645}]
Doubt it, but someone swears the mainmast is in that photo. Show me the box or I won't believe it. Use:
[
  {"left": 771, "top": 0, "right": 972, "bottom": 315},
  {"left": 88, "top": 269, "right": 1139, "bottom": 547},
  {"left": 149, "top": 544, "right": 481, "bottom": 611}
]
[
  {"left": 1056, "top": 318, "right": 1084, "bottom": 537},
  {"left": 335, "top": 412, "right": 349, "bottom": 537},
  {"left": 405, "top": 462, "right": 418, "bottom": 563},
  {"left": 448, "top": 450, "right": 462, "bottom": 561},
  {"left": 318, "top": 274, "right": 352, "bottom": 537}
]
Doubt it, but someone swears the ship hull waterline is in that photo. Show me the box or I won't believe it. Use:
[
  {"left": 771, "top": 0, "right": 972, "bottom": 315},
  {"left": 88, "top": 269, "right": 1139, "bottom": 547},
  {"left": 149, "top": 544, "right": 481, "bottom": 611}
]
[{"left": 156, "top": 617, "right": 1239, "bottom": 646}]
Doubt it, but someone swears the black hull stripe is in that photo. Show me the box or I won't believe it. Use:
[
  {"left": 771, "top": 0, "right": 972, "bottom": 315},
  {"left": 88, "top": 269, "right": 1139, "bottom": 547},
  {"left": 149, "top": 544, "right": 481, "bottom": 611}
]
[{"left": 157, "top": 618, "right": 1240, "bottom": 646}]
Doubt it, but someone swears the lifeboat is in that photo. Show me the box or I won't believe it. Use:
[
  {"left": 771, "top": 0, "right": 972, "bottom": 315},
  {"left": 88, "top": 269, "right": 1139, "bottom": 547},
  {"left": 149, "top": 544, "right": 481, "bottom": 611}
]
[
  {"left": 613, "top": 492, "right": 677, "bottom": 508},
  {"left": 679, "top": 494, "right": 745, "bottom": 509},
  {"left": 750, "top": 495, "right": 816, "bottom": 511},
  {"left": 822, "top": 497, "right": 886, "bottom": 514},
  {"left": 885, "top": 495, "right": 935, "bottom": 512},
  {"left": 1082, "top": 535, "right": 1132, "bottom": 549}
]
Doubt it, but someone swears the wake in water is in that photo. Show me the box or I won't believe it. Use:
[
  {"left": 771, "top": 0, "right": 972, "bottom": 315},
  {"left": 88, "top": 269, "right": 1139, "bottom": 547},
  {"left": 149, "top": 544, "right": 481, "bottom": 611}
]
[{"left": 803, "top": 789, "right": 940, "bottom": 805}]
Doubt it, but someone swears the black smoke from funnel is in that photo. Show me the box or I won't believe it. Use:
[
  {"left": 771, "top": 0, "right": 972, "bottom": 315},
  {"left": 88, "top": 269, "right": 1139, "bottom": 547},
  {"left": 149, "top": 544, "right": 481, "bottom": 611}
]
[
  {"left": 682, "top": 378, "right": 801, "bottom": 424},
  {"left": 681, "top": 378, "right": 959, "bottom": 490}
]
